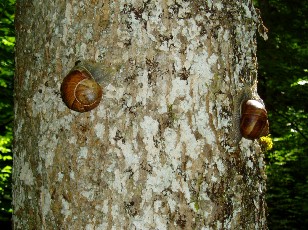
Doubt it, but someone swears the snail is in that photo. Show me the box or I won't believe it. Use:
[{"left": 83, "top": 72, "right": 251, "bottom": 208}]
[
  {"left": 240, "top": 99, "right": 269, "bottom": 140},
  {"left": 61, "top": 61, "right": 103, "bottom": 112}
]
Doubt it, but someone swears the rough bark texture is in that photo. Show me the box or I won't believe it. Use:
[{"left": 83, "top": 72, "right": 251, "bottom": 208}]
[{"left": 13, "top": 0, "right": 267, "bottom": 229}]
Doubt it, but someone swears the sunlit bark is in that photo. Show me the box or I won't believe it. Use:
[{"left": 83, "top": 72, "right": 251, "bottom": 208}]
[{"left": 13, "top": 0, "right": 267, "bottom": 229}]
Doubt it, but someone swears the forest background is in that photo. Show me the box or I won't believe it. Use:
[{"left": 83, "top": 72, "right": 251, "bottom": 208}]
[{"left": 0, "top": 0, "right": 307, "bottom": 229}]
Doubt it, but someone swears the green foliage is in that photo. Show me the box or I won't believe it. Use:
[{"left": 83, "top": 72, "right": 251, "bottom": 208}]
[
  {"left": 0, "top": 0, "right": 15, "bottom": 224},
  {"left": 255, "top": 0, "right": 308, "bottom": 229}
]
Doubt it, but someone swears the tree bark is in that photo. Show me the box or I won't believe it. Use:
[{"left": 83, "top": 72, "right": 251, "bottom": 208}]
[{"left": 13, "top": 0, "right": 267, "bottom": 229}]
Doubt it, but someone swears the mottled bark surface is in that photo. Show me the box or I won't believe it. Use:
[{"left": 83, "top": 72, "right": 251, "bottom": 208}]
[{"left": 13, "top": 0, "right": 267, "bottom": 229}]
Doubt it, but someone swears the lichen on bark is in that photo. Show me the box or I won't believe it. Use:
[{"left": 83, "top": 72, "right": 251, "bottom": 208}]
[{"left": 13, "top": 0, "right": 267, "bottom": 229}]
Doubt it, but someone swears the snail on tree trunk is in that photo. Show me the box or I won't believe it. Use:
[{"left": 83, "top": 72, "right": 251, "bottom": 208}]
[
  {"left": 240, "top": 99, "right": 269, "bottom": 140},
  {"left": 60, "top": 61, "right": 104, "bottom": 113}
]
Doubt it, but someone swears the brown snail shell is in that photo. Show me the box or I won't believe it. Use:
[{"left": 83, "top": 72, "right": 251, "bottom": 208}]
[
  {"left": 240, "top": 100, "right": 269, "bottom": 140},
  {"left": 61, "top": 65, "right": 102, "bottom": 112}
]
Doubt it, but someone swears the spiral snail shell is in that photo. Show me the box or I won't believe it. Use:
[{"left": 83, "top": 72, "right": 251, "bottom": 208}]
[
  {"left": 61, "top": 63, "right": 103, "bottom": 112},
  {"left": 240, "top": 100, "right": 269, "bottom": 140}
]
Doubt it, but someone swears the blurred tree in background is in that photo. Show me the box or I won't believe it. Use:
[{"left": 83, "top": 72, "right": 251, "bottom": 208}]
[
  {"left": 0, "top": 0, "right": 14, "bottom": 227},
  {"left": 255, "top": 0, "right": 308, "bottom": 229},
  {"left": 0, "top": 0, "right": 307, "bottom": 229}
]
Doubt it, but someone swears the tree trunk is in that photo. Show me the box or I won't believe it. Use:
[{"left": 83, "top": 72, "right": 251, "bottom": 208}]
[{"left": 13, "top": 0, "right": 267, "bottom": 229}]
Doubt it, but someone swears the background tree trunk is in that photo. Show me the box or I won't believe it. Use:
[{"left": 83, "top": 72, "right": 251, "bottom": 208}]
[{"left": 13, "top": 0, "right": 267, "bottom": 229}]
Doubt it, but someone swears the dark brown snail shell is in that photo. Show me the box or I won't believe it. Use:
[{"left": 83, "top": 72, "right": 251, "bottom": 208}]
[
  {"left": 240, "top": 100, "right": 269, "bottom": 140},
  {"left": 61, "top": 66, "right": 102, "bottom": 112}
]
